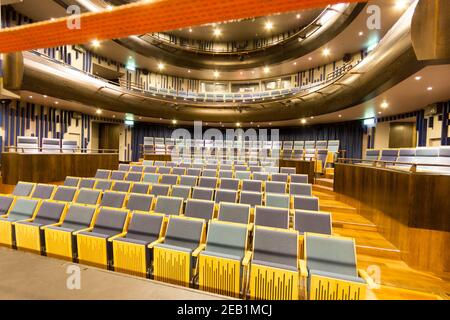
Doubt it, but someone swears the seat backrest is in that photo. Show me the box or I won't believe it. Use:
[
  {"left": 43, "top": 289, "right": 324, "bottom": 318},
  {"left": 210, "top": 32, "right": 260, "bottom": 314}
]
[
  {"left": 294, "top": 141, "right": 304, "bottom": 149},
  {"left": 415, "top": 147, "right": 441, "bottom": 171},
  {"left": 365, "top": 149, "right": 380, "bottom": 161},
  {"left": 79, "top": 178, "right": 96, "bottom": 189},
  {"left": 218, "top": 202, "right": 250, "bottom": 224},
  {"left": 100, "top": 191, "right": 127, "bottom": 208},
  {"left": 239, "top": 191, "right": 262, "bottom": 207},
  {"left": 294, "top": 210, "right": 332, "bottom": 235},
  {"left": 192, "top": 187, "right": 214, "bottom": 201},
  {"left": 215, "top": 189, "right": 238, "bottom": 204},
  {"left": 242, "top": 179, "right": 262, "bottom": 192},
  {"left": 0, "top": 195, "right": 15, "bottom": 215},
  {"left": 75, "top": 188, "right": 101, "bottom": 205},
  {"left": 95, "top": 180, "right": 112, "bottom": 191},
  {"left": 290, "top": 174, "right": 308, "bottom": 184},
  {"left": 235, "top": 171, "right": 251, "bottom": 180},
  {"left": 198, "top": 177, "right": 217, "bottom": 188},
  {"left": 380, "top": 149, "right": 399, "bottom": 162},
  {"left": 280, "top": 167, "right": 296, "bottom": 175},
  {"left": 305, "top": 234, "right": 358, "bottom": 277},
  {"left": 185, "top": 199, "right": 215, "bottom": 220},
  {"left": 234, "top": 165, "right": 247, "bottom": 171},
  {"left": 95, "top": 169, "right": 111, "bottom": 179},
  {"left": 187, "top": 168, "right": 202, "bottom": 176},
  {"left": 17, "top": 136, "right": 39, "bottom": 153},
  {"left": 396, "top": 148, "right": 416, "bottom": 166},
  {"left": 171, "top": 185, "right": 191, "bottom": 200},
  {"left": 179, "top": 175, "right": 198, "bottom": 187},
  {"left": 218, "top": 170, "right": 233, "bottom": 178},
  {"left": 304, "top": 141, "right": 315, "bottom": 149},
  {"left": 130, "top": 165, "right": 144, "bottom": 173},
  {"left": 61, "top": 204, "right": 96, "bottom": 230},
  {"left": 112, "top": 181, "right": 132, "bottom": 193},
  {"left": 130, "top": 183, "right": 151, "bottom": 194},
  {"left": 160, "top": 174, "right": 179, "bottom": 185},
  {"left": 220, "top": 164, "right": 232, "bottom": 171},
  {"left": 293, "top": 195, "right": 319, "bottom": 211},
  {"left": 63, "top": 177, "right": 80, "bottom": 187},
  {"left": 265, "top": 181, "right": 286, "bottom": 194},
  {"left": 205, "top": 221, "right": 247, "bottom": 258},
  {"left": 118, "top": 164, "right": 130, "bottom": 171},
  {"left": 149, "top": 184, "right": 170, "bottom": 197},
  {"left": 31, "top": 184, "right": 55, "bottom": 200},
  {"left": 254, "top": 206, "right": 289, "bottom": 229},
  {"left": 158, "top": 167, "right": 172, "bottom": 174},
  {"left": 316, "top": 141, "right": 327, "bottom": 149},
  {"left": 52, "top": 186, "right": 77, "bottom": 202},
  {"left": 271, "top": 173, "right": 288, "bottom": 183},
  {"left": 253, "top": 227, "right": 298, "bottom": 271},
  {"left": 142, "top": 160, "right": 153, "bottom": 166},
  {"left": 92, "top": 207, "right": 128, "bottom": 236},
  {"left": 172, "top": 167, "right": 186, "bottom": 176},
  {"left": 143, "top": 166, "right": 157, "bottom": 173},
  {"left": 327, "top": 140, "right": 340, "bottom": 153},
  {"left": 289, "top": 183, "right": 312, "bottom": 196},
  {"left": 7, "top": 198, "right": 40, "bottom": 221},
  {"left": 143, "top": 173, "right": 160, "bottom": 184},
  {"left": 265, "top": 193, "right": 290, "bottom": 209},
  {"left": 249, "top": 166, "right": 262, "bottom": 173},
  {"left": 126, "top": 193, "right": 154, "bottom": 212},
  {"left": 252, "top": 172, "right": 270, "bottom": 181},
  {"left": 219, "top": 178, "right": 239, "bottom": 191},
  {"left": 110, "top": 170, "right": 126, "bottom": 181},
  {"left": 153, "top": 196, "right": 183, "bottom": 215},
  {"left": 125, "top": 213, "right": 164, "bottom": 242},
  {"left": 12, "top": 182, "right": 35, "bottom": 197},
  {"left": 126, "top": 172, "right": 143, "bottom": 182},
  {"left": 33, "top": 201, "right": 66, "bottom": 225},
  {"left": 164, "top": 216, "right": 204, "bottom": 250}
]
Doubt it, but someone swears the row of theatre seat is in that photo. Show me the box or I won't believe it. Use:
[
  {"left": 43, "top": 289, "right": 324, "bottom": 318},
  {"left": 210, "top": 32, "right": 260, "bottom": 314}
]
[
  {"left": 363, "top": 146, "right": 450, "bottom": 172},
  {"left": 0, "top": 180, "right": 370, "bottom": 300}
]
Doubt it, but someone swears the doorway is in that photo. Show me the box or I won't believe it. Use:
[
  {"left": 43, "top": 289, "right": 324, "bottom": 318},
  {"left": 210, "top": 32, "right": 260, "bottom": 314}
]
[{"left": 99, "top": 123, "right": 121, "bottom": 153}]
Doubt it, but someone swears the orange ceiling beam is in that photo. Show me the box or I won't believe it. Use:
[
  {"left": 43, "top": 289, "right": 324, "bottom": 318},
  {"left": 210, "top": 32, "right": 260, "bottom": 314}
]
[{"left": 0, "top": 0, "right": 362, "bottom": 53}]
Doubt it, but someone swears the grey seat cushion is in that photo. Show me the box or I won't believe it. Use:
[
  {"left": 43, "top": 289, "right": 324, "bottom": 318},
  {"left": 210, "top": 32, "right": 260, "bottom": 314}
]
[
  {"left": 155, "top": 243, "right": 194, "bottom": 254},
  {"left": 154, "top": 196, "right": 183, "bottom": 215},
  {"left": 289, "top": 183, "right": 312, "bottom": 196},
  {"left": 219, "top": 178, "right": 239, "bottom": 191},
  {"left": 126, "top": 173, "right": 142, "bottom": 182},
  {"left": 100, "top": 191, "right": 126, "bottom": 208},
  {"left": 90, "top": 208, "right": 128, "bottom": 237},
  {"left": 215, "top": 189, "right": 238, "bottom": 204},
  {"left": 293, "top": 196, "right": 319, "bottom": 211},
  {"left": 218, "top": 203, "right": 250, "bottom": 224},
  {"left": 95, "top": 180, "right": 112, "bottom": 191},
  {"left": 179, "top": 175, "right": 198, "bottom": 187},
  {"left": 113, "top": 182, "right": 131, "bottom": 192},
  {"left": 160, "top": 174, "right": 178, "bottom": 185},
  {"left": 265, "top": 193, "right": 290, "bottom": 209},
  {"left": 265, "top": 181, "right": 286, "bottom": 194},
  {"left": 28, "top": 201, "right": 66, "bottom": 225},
  {"left": 12, "top": 182, "right": 35, "bottom": 197},
  {"left": 75, "top": 189, "right": 101, "bottom": 205},
  {"left": 198, "top": 177, "right": 217, "bottom": 188},
  {"left": 31, "top": 184, "right": 55, "bottom": 199},
  {"left": 150, "top": 184, "right": 170, "bottom": 197},
  {"left": 163, "top": 217, "right": 204, "bottom": 250},
  {"left": 60, "top": 205, "right": 97, "bottom": 230},
  {"left": 124, "top": 213, "right": 163, "bottom": 244},
  {"left": 239, "top": 191, "right": 262, "bottom": 207},
  {"left": 79, "top": 179, "right": 96, "bottom": 189},
  {"left": 130, "top": 183, "right": 151, "bottom": 194},
  {"left": 192, "top": 187, "right": 214, "bottom": 201},
  {"left": 5, "top": 198, "right": 39, "bottom": 221},
  {"left": 271, "top": 174, "right": 288, "bottom": 183},
  {"left": 294, "top": 210, "right": 331, "bottom": 235},
  {"left": 201, "top": 250, "right": 242, "bottom": 262},
  {"left": 110, "top": 171, "right": 126, "bottom": 181},
  {"left": 254, "top": 206, "right": 289, "bottom": 229},
  {"left": 95, "top": 170, "right": 111, "bottom": 179},
  {"left": 204, "top": 222, "right": 246, "bottom": 259},
  {"left": 0, "top": 196, "right": 15, "bottom": 215},
  {"left": 309, "top": 269, "right": 365, "bottom": 284},
  {"left": 291, "top": 174, "right": 308, "bottom": 184},
  {"left": 242, "top": 180, "right": 262, "bottom": 192},
  {"left": 64, "top": 177, "right": 80, "bottom": 187},
  {"left": 171, "top": 185, "right": 191, "bottom": 200}
]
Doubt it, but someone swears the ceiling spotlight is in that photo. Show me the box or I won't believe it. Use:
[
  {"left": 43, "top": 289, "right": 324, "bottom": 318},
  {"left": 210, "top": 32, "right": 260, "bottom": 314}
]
[
  {"left": 265, "top": 21, "right": 273, "bottom": 31},
  {"left": 189, "top": 28, "right": 193, "bottom": 33},
  {"left": 427, "top": 86, "right": 433, "bottom": 91},
  {"left": 50, "top": 18, "right": 55, "bottom": 21},
  {"left": 322, "top": 48, "right": 330, "bottom": 56},
  {"left": 296, "top": 14, "right": 301, "bottom": 19},
  {"left": 395, "top": 0, "right": 408, "bottom": 10},
  {"left": 29, "top": 96, "right": 33, "bottom": 99},
  {"left": 358, "top": 31, "right": 364, "bottom": 36},
  {"left": 269, "top": 122, "right": 272, "bottom": 126},
  {"left": 213, "top": 71, "right": 220, "bottom": 78},
  {"left": 378, "top": 112, "right": 382, "bottom": 114},
  {"left": 381, "top": 101, "right": 389, "bottom": 109},
  {"left": 236, "top": 122, "right": 241, "bottom": 127},
  {"left": 308, "top": 57, "right": 312, "bottom": 61},
  {"left": 338, "top": 114, "right": 342, "bottom": 118},
  {"left": 43, "top": 95, "right": 47, "bottom": 98},
  {"left": 301, "top": 118, "right": 307, "bottom": 124},
  {"left": 415, "top": 76, "right": 422, "bottom": 80},
  {"left": 158, "top": 62, "right": 165, "bottom": 70},
  {"left": 96, "top": 109, "right": 102, "bottom": 114},
  {"left": 263, "top": 66, "right": 270, "bottom": 74},
  {"left": 112, "top": 115, "right": 116, "bottom": 118},
  {"left": 251, "top": 71, "right": 255, "bottom": 74},
  {"left": 250, "top": 121, "right": 253, "bottom": 125},
  {"left": 205, "top": 122, "right": 208, "bottom": 126},
  {"left": 91, "top": 39, "right": 101, "bottom": 48},
  {"left": 213, "top": 28, "right": 222, "bottom": 37},
  {"left": 240, "top": 71, "right": 243, "bottom": 75},
  {"left": 293, "top": 62, "right": 297, "bottom": 66},
  {"left": 55, "top": 101, "right": 59, "bottom": 105},
  {"left": 172, "top": 119, "right": 178, "bottom": 124},
  {"left": 106, "top": 5, "right": 113, "bottom": 11},
  {"left": 159, "top": 118, "right": 162, "bottom": 120},
  {"left": 188, "top": 69, "right": 191, "bottom": 73}
]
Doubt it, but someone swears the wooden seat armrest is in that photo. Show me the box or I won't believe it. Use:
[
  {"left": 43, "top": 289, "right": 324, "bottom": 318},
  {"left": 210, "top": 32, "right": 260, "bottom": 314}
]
[
  {"left": 298, "top": 259, "right": 308, "bottom": 277},
  {"left": 242, "top": 251, "right": 253, "bottom": 267},
  {"left": 73, "top": 227, "right": 93, "bottom": 235},
  {"left": 192, "top": 243, "right": 206, "bottom": 257},
  {"left": 358, "top": 269, "right": 375, "bottom": 287},
  {"left": 108, "top": 232, "right": 127, "bottom": 242},
  {"left": 147, "top": 237, "right": 165, "bottom": 249},
  {"left": 41, "top": 222, "right": 63, "bottom": 230}
]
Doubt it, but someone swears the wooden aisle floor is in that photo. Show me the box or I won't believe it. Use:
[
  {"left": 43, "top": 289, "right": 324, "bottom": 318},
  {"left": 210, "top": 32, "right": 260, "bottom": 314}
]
[{"left": 313, "top": 184, "right": 450, "bottom": 300}]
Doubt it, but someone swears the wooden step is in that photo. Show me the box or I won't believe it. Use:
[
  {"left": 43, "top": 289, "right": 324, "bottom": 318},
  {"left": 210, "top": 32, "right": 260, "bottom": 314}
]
[
  {"left": 315, "top": 178, "right": 334, "bottom": 189},
  {"left": 320, "top": 202, "right": 357, "bottom": 214}
]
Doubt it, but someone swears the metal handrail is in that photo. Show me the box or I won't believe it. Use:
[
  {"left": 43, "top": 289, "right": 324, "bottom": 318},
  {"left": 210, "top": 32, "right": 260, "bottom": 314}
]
[
  {"left": 337, "top": 158, "right": 450, "bottom": 173},
  {"left": 4, "top": 146, "right": 119, "bottom": 154}
]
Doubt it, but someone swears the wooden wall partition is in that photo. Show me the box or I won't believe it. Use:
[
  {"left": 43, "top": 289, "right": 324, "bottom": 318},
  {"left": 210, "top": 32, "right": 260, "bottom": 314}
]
[
  {"left": 334, "top": 163, "right": 450, "bottom": 274},
  {"left": 1, "top": 152, "right": 119, "bottom": 185},
  {"left": 279, "top": 159, "right": 316, "bottom": 184}
]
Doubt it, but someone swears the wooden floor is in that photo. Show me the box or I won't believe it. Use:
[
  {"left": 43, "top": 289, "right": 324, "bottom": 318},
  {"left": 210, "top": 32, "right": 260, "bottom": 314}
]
[{"left": 313, "top": 183, "right": 450, "bottom": 300}]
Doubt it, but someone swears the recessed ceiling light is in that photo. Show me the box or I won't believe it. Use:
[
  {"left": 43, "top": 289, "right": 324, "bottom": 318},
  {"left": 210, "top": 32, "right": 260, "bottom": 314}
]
[
  {"left": 263, "top": 66, "right": 270, "bottom": 74},
  {"left": 378, "top": 112, "right": 382, "bottom": 114},
  {"left": 240, "top": 71, "right": 243, "bottom": 75},
  {"left": 427, "top": 86, "right": 433, "bottom": 91},
  {"left": 159, "top": 118, "right": 162, "bottom": 120},
  {"left": 257, "top": 124, "right": 260, "bottom": 128},
  {"left": 338, "top": 114, "right": 342, "bottom": 118},
  {"left": 296, "top": 14, "right": 301, "bottom": 19},
  {"left": 265, "top": 21, "right": 273, "bottom": 31},
  {"left": 322, "top": 48, "right": 330, "bottom": 56},
  {"left": 158, "top": 63, "right": 165, "bottom": 70},
  {"left": 213, "top": 71, "right": 220, "bottom": 78},
  {"left": 310, "top": 116, "right": 314, "bottom": 119},
  {"left": 172, "top": 119, "right": 177, "bottom": 124},
  {"left": 395, "top": 0, "right": 408, "bottom": 10},
  {"left": 112, "top": 115, "right": 116, "bottom": 118},
  {"left": 106, "top": 5, "right": 113, "bottom": 11},
  {"left": 139, "top": 117, "right": 142, "bottom": 120},
  {"left": 91, "top": 39, "right": 101, "bottom": 48},
  {"left": 96, "top": 109, "right": 102, "bottom": 114},
  {"left": 301, "top": 118, "right": 307, "bottom": 124},
  {"left": 43, "top": 95, "right": 47, "bottom": 98},
  {"left": 189, "top": 28, "right": 193, "bottom": 33},
  {"left": 55, "top": 101, "right": 59, "bottom": 105},
  {"left": 236, "top": 122, "right": 241, "bottom": 127},
  {"left": 358, "top": 31, "right": 364, "bottom": 36},
  {"left": 250, "top": 121, "right": 253, "bottom": 125},
  {"left": 205, "top": 122, "right": 208, "bottom": 126},
  {"left": 187, "top": 69, "right": 191, "bottom": 73},
  {"left": 415, "top": 76, "right": 422, "bottom": 80},
  {"left": 381, "top": 101, "right": 389, "bottom": 109},
  {"left": 269, "top": 122, "right": 272, "bottom": 126},
  {"left": 308, "top": 57, "right": 312, "bottom": 61},
  {"left": 213, "top": 28, "right": 221, "bottom": 37},
  {"left": 50, "top": 18, "right": 55, "bottom": 21},
  {"left": 251, "top": 71, "right": 255, "bottom": 74},
  {"left": 29, "top": 96, "right": 33, "bottom": 99},
  {"left": 293, "top": 62, "right": 297, "bottom": 65}
]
